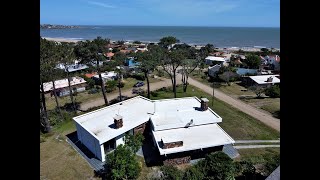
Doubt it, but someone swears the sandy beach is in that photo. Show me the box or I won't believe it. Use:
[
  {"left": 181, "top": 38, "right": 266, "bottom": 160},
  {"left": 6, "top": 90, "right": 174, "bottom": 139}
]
[{"left": 44, "top": 37, "right": 82, "bottom": 43}]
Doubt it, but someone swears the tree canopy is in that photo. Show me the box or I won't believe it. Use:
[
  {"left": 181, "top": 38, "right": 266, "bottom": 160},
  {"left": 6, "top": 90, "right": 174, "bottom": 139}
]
[
  {"left": 243, "top": 54, "right": 261, "bottom": 69},
  {"left": 159, "top": 36, "right": 180, "bottom": 48}
]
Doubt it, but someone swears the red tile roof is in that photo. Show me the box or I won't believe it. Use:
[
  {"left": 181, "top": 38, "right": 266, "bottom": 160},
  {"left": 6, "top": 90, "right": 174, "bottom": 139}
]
[{"left": 85, "top": 72, "right": 97, "bottom": 78}]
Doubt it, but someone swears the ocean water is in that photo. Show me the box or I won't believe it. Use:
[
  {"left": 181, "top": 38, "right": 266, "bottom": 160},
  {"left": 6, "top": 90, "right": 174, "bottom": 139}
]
[{"left": 40, "top": 26, "right": 280, "bottom": 48}]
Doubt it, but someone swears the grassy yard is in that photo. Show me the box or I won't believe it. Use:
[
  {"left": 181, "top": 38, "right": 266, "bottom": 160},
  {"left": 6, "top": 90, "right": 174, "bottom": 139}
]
[
  {"left": 41, "top": 83, "right": 279, "bottom": 179},
  {"left": 46, "top": 77, "right": 160, "bottom": 110},
  {"left": 237, "top": 148, "right": 280, "bottom": 163},
  {"left": 150, "top": 85, "right": 280, "bottom": 140},
  {"left": 40, "top": 120, "right": 99, "bottom": 180},
  {"left": 190, "top": 73, "right": 280, "bottom": 118}
]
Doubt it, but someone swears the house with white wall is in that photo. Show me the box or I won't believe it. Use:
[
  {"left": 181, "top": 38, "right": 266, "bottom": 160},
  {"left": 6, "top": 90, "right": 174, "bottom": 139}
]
[
  {"left": 73, "top": 96, "right": 235, "bottom": 163},
  {"left": 42, "top": 76, "right": 87, "bottom": 96},
  {"left": 56, "top": 60, "right": 89, "bottom": 72}
]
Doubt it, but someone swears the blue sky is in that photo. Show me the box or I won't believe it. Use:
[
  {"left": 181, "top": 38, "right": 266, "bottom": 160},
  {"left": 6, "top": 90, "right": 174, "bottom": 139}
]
[{"left": 40, "top": 0, "right": 280, "bottom": 27}]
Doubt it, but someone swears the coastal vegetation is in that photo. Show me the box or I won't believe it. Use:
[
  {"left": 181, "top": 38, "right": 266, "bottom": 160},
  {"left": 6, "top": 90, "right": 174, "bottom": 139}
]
[{"left": 40, "top": 35, "right": 279, "bottom": 179}]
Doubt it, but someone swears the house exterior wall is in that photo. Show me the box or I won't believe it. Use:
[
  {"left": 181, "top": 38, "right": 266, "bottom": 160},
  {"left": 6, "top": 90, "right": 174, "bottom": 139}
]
[
  {"left": 133, "top": 122, "right": 147, "bottom": 134},
  {"left": 75, "top": 122, "right": 103, "bottom": 161},
  {"left": 115, "top": 133, "right": 125, "bottom": 147}
]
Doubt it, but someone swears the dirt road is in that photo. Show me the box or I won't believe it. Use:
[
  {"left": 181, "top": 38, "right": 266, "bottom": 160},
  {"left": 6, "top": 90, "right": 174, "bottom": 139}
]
[
  {"left": 80, "top": 74, "right": 280, "bottom": 132},
  {"left": 79, "top": 78, "right": 181, "bottom": 111},
  {"left": 186, "top": 75, "right": 280, "bottom": 132}
]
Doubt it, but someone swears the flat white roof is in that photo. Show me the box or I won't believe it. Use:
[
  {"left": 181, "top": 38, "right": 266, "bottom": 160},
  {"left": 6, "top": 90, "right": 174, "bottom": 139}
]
[
  {"left": 73, "top": 96, "right": 154, "bottom": 144},
  {"left": 42, "top": 77, "right": 86, "bottom": 92},
  {"left": 151, "top": 97, "right": 222, "bottom": 131},
  {"left": 249, "top": 75, "right": 280, "bottom": 85},
  {"left": 205, "top": 56, "right": 225, "bottom": 62},
  {"left": 93, "top": 71, "right": 117, "bottom": 79},
  {"left": 152, "top": 124, "right": 235, "bottom": 155}
]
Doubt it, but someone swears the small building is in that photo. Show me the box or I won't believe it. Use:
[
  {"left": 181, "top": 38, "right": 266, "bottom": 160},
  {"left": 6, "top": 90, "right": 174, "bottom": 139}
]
[
  {"left": 104, "top": 52, "right": 114, "bottom": 61},
  {"left": 42, "top": 77, "right": 87, "bottom": 96},
  {"left": 244, "top": 75, "right": 280, "bottom": 88},
  {"left": 56, "top": 60, "right": 89, "bottom": 72},
  {"left": 205, "top": 56, "right": 227, "bottom": 66},
  {"left": 92, "top": 71, "right": 118, "bottom": 84},
  {"left": 208, "top": 64, "right": 222, "bottom": 77},
  {"left": 73, "top": 96, "right": 235, "bottom": 163},
  {"left": 264, "top": 55, "right": 280, "bottom": 71}
]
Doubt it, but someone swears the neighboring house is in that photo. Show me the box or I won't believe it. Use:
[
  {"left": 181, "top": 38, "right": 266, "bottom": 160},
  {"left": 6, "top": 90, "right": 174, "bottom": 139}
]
[
  {"left": 236, "top": 68, "right": 258, "bottom": 76},
  {"left": 73, "top": 96, "right": 235, "bottom": 163},
  {"left": 42, "top": 77, "right": 87, "bottom": 97},
  {"left": 243, "top": 75, "right": 280, "bottom": 88},
  {"left": 92, "top": 71, "right": 118, "bottom": 84},
  {"left": 208, "top": 64, "right": 222, "bottom": 77},
  {"left": 85, "top": 72, "right": 98, "bottom": 78},
  {"left": 104, "top": 52, "right": 114, "bottom": 61},
  {"left": 56, "top": 60, "right": 89, "bottom": 72},
  {"left": 205, "top": 56, "right": 227, "bottom": 66},
  {"left": 125, "top": 57, "right": 140, "bottom": 69},
  {"left": 264, "top": 55, "right": 280, "bottom": 71}
]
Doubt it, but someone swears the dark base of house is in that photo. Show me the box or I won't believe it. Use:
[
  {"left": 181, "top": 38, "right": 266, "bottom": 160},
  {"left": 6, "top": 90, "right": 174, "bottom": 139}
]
[{"left": 160, "top": 146, "right": 224, "bottom": 166}]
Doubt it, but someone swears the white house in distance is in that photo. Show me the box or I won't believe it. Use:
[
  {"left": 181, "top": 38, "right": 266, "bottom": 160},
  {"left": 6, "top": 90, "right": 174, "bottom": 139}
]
[
  {"left": 42, "top": 76, "right": 87, "bottom": 96},
  {"left": 247, "top": 75, "right": 280, "bottom": 88},
  {"left": 92, "top": 71, "right": 118, "bottom": 84},
  {"left": 73, "top": 96, "right": 235, "bottom": 163},
  {"left": 56, "top": 60, "right": 89, "bottom": 72},
  {"left": 205, "top": 56, "right": 227, "bottom": 66}
]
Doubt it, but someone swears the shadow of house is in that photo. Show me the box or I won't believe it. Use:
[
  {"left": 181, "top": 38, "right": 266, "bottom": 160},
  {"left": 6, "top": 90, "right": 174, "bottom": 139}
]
[{"left": 66, "top": 132, "right": 105, "bottom": 175}]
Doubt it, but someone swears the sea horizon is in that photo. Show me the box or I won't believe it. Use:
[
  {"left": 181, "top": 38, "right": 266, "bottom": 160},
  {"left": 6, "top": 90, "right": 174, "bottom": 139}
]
[{"left": 40, "top": 25, "right": 280, "bottom": 48}]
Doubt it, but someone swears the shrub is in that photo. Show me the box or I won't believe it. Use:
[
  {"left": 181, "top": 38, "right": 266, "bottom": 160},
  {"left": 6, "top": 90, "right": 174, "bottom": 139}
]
[
  {"left": 265, "top": 85, "right": 280, "bottom": 98},
  {"left": 160, "top": 165, "right": 183, "bottom": 180},
  {"left": 183, "top": 166, "right": 204, "bottom": 180},
  {"left": 132, "top": 73, "right": 146, "bottom": 81},
  {"left": 151, "top": 91, "right": 159, "bottom": 97},
  {"left": 105, "top": 145, "right": 141, "bottom": 180}
]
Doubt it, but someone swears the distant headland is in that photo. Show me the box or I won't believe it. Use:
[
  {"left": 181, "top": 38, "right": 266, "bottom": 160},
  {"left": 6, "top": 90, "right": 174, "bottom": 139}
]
[{"left": 40, "top": 24, "right": 80, "bottom": 29}]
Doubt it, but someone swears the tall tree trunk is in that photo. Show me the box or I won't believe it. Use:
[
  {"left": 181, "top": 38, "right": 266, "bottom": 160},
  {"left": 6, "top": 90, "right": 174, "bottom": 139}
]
[
  {"left": 52, "top": 80, "right": 63, "bottom": 120},
  {"left": 145, "top": 71, "right": 150, "bottom": 99},
  {"left": 173, "top": 70, "right": 177, "bottom": 98},
  {"left": 118, "top": 72, "right": 122, "bottom": 102},
  {"left": 183, "top": 74, "right": 189, "bottom": 93},
  {"left": 40, "top": 81, "right": 51, "bottom": 133},
  {"left": 66, "top": 69, "right": 77, "bottom": 113},
  {"left": 97, "top": 59, "right": 108, "bottom": 105}
]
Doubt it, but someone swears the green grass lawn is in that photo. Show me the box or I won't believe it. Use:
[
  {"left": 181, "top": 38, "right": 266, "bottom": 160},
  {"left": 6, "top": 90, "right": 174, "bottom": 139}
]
[
  {"left": 236, "top": 148, "right": 280, "bottom": 164},
  {"left": 150, "top": 85, "right": 280, "bottom": 140},
  {"left": 46, "top": 77, "right": 160, "bottom": 110},
  {"left": 40, "top": 119, "right": 98, "bottom": 180},
  {"left": 41, "top": 82, "right": 279, "bottom": 179},
  {"left": 190, "top": 73, "right": 280, "bottom": 119}
]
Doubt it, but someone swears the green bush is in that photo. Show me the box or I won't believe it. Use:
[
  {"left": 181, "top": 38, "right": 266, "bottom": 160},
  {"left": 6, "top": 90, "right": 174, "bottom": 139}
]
[
  {"left": 183, "top": 166, "right": 204, "bottom": 180},
  {"left": 132, "top": 73, "right": 146, "bottom": 81},
  {"left": 151, "top": 91, "right": 159, "bottom": 97},
  {"left": 160, "top": 165, "right": 183, "bottom": 180},
  {"left": 265, "top": 85, "right": 280, "bottom": 98}
]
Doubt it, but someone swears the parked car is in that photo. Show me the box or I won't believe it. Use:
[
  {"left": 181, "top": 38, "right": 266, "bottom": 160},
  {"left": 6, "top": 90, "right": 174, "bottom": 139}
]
[{"left": 133, "top": 81, "right": 144, "bottom": 87}]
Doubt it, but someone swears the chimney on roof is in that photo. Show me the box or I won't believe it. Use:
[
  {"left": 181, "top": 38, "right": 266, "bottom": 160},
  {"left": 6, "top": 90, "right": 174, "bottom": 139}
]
[
  {"left": 266, "top": 76, "right": 273, "bottom": 82},
  {"left": 114, "top": 115, "right": 123, "bottom": 129},
  {"left": 200, "top": 98, "right": 209, "bottom": 111}
]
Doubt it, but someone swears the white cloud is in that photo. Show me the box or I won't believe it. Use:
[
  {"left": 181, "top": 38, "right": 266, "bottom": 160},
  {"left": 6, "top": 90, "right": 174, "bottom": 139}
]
[{"left": 87, "top": 1, "right": 115, "bottom": 8}]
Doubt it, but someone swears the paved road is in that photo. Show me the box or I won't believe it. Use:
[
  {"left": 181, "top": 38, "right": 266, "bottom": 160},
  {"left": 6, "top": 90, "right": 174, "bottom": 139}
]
[
  {"left": 235, "top": 140, "right": 280, "bottom": 144},
  {"left": 233, "top": 145, "right": 280, "bottom": 149},
  {"left": 184, "top": 75, "right": 280, "bottom": 132}
]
